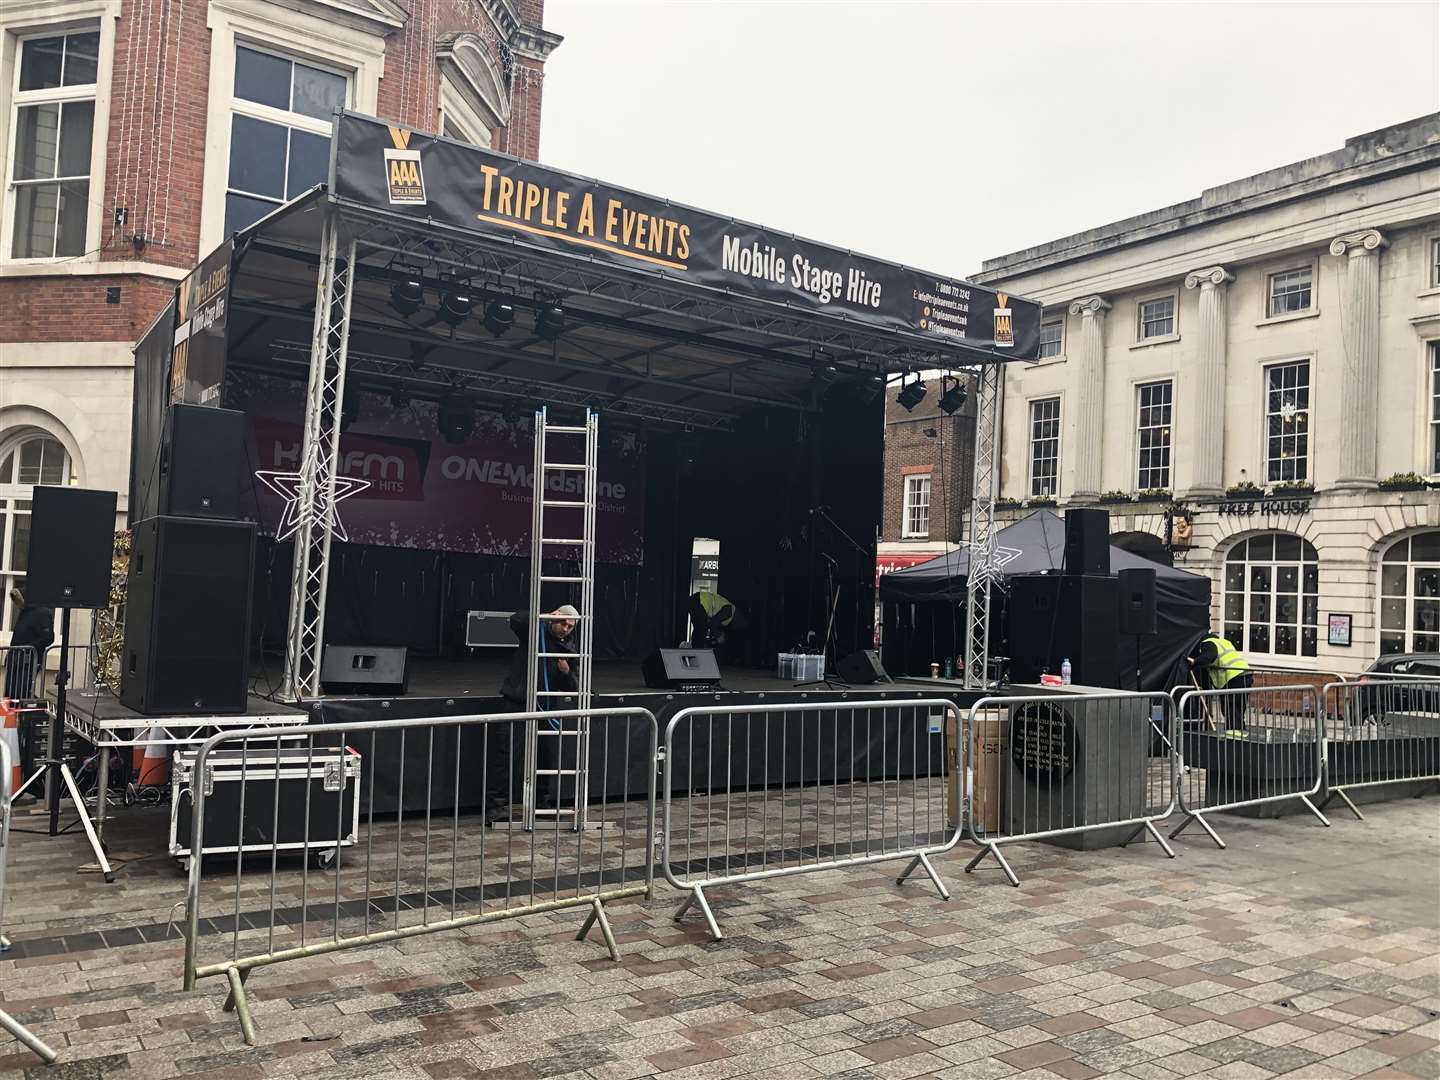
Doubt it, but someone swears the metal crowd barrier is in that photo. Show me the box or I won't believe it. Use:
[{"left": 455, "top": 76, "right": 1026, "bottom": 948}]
[
  {"left": 1, "top": 645, "right": 42, "bottom": 703},
  {"left": 1320, "top": 679, "right": 1440, "bottom": 820},
  {"left": 0, "top": 738, "right": 60, "bottom": 1063},
  {"left": 40, "top": 643, "right": 101, "bottom": 697},
  {"left": 1172, "top": 683, "right": 1327, "bottom": 848},
  {"left": 964, "top": 692, "right": 1176, "bottom": 887},
  {"left": 661, "top": 699, "right": 963, "bottom": 940},
  {"left": 182, "top": 708, "right": 657, "bottom": 1044}
]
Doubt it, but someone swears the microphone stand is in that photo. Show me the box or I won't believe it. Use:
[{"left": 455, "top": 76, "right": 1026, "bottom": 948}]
[{"left": 810, "top": 507, "right": 870, "bottom": 657}]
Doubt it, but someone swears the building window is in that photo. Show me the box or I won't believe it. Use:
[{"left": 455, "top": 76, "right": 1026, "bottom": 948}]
[
  {"left": 1379, "top": 532, "right": 1440, "bottom": 655},
  {"left": 7, "top": 28, "right": 99, "bottom": 259},
  {"left": 1137, "top": 295, "right": 1175, "bottom": 340},
  {"left": 0, "top": 433, "right": 76, "bottom": 631},
  {"left": 1136, "top": 380, "right": 1173, "bottom": 490},
  {"left": 1431, "top": 237, "right": 1440, "bottom": 289},
  {"left": 902, "top": 475, "right": 931, "bottom": 538},
  {"left": 1264, "top": 359, "right": 1310, "bottom": 483},
  {"left": 1431, "top": 342, "right": 1440, "bottom": 475},
  {"left": 1028, "top": 398, "right": 1061, "bottom": 497},
  {"left": 1267, "top": 266, "right": 1312, "bottom": 317},
  {"left": 1037, "top": 318, "right": 1063, "bottom": 359},
  {"left": 225, "top": 44, "right": 349, "bottom": 237},
  {"left": 1224, "top": 533, "right": 1319, "bottom": 658}
]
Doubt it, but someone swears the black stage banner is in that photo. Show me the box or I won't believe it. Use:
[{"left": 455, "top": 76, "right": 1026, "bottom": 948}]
[
  {"left": 171, "top": 238, "right": 232, "bottom": 406},
  {"left": 331, "top": 112, "right": 1041, "bottom": 360}
]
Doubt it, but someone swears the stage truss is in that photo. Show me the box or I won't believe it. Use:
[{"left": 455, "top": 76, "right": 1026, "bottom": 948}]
[{"left": 964, "top": 362, "right": 1004, "bottom": 689}]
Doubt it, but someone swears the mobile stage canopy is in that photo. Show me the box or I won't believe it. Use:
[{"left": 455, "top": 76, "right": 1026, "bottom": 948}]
[
  {"left": 879, "top": 510, "right": 1212, "bottom": 690},
  {"left": 130, "top": 111, "right": 1043, "bottom": 701}
]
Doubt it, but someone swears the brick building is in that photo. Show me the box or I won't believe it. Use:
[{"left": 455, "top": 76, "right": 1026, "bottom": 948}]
[
  {"left": 877, "top": 373, "right": 976, "bottom": 576},
  {"left": 0, "top": 0, "right": 559, "bottom": 632}
]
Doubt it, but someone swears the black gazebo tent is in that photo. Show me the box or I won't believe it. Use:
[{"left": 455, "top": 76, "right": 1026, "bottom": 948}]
[{"left": 879, "top": 510, "right": 1211, "bottom": 689}]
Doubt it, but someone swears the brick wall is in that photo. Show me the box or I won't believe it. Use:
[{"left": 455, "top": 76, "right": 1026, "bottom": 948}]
[{"left": 879, "top": 375, "right": 976, "bottom": 543}]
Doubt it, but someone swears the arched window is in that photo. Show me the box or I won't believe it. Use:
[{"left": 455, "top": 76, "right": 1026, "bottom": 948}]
[
  {"left": 0, "top": 431, "right": 76, "bottom": 631},
  {"left": 1378, "top": 531, "right": 1440, "bottom": 656},
  {"left": 1223, "top": 532, "right": 1318, "bottom": 657}
]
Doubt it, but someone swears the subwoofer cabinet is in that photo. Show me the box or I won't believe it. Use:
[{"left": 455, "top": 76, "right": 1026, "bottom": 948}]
[{"left": 1007, "top": 572, "right": 1121, "bottom": 688}]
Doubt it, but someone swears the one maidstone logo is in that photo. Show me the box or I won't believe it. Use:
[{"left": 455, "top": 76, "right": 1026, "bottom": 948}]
[
  {"left": 384, "top": 126, "right": 426, "bottom": 205},
  {"left": 993, "top": 292, "right": 1014, "bottom": 348}
]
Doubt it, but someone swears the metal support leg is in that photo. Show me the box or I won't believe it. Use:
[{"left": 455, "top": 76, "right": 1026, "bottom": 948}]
[
  {"left": 674, "top": 885, "right": 723, "bottom": 940},
  {"left": 61, "top": 762, "right": 114, "bottom": 881},
  {"left": 1321, "top": 788, "right": 1363, "bottom": 820},
  {"left": 1171, "top": 810, "right": 1225, "bottom": 850},
  {"left": 94, "top": 746, "right": 109, "bottom": 845},
  {"left": 1144, "top": 820, "right": 1176, "bottom": 858},
  {"left": 896, "top": 852, "right": 950, "bottom": 900},
  {"left": 226, "top": 966, "right": 257, "bottom": 1046},
  {"left": 222, "top": 967, "right": 249, "bottom": 1012},
  {"left": 575, "top": 899, "right": 619, "bottom": 961},
  {"left": 963, "top": 842, "right": 1020, "bottom": 887},
  {"left": 1299, "top": 795, "right": 1331, "bottom": 828},
  {"left": 0, "top": 1007, "right": 58, "bottom": 1065}
]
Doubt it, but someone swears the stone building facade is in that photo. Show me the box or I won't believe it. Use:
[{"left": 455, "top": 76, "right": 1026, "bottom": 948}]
[
  {"left": 0, "top": 0, "right": 558, "bottom": 634},
  {"left": 973, "top": 115, "right": 1440, "bottom": 675}
]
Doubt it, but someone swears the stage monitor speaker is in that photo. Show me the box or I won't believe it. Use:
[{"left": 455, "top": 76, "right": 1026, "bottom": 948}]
[
  {"left": 161, "top": 404, "right": 244, "bottom": 518},
  {"left": 1117, "top": 567, "right": 1158, "bottom": 636},
  {"left": 1007, "top": 572, "right": 1120, "bottom": 687},
  {"left": 642, "top": 648, "right": 721, "bottom": 690},
  {"left": 321, "top": 645, "right": 409, "bottom": 696},
  {"left": 24, "top": 486, "right": 117, "bottom": 609},
  {"left": 837, "top": 649, "right": 889, "bottom": 685},
  {"left": 119, "top": 516, "right": 255, "bottom": 715},
  {"left": 1064, "top": 507, "right": 1111, "bottom": 576}
]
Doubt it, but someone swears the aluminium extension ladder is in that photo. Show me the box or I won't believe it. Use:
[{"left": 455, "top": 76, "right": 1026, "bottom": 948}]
[{"left": 522, "top": 407, "right": 599, "bottom": 831}]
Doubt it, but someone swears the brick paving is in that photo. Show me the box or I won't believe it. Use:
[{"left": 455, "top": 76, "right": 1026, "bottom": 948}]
[{"left": 1, "top": 795, "right": 1438, "bottom": 1079}]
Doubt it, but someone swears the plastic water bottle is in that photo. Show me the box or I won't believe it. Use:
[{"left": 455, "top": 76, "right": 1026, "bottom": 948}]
[
  {"left": 943, "top": 656, "right": 954, "bottom": 679},
  {"left": 1061, "top": 658, "right": 1072, "bottom": 685}
]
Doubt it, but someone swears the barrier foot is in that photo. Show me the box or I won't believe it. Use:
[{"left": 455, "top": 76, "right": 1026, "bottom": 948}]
[
  {"left": 896, "top": 852, "right": 950, "bottom": 901},
  {"left": 1325, "top": 789, "right": 1364, "bottom": 821},
  {"left": 1145, "top": 820, "right": 1176, "bottom": 859},
  {"left": 222, "top": 967, "right": 249, "bottom": 1012},
  {"left": 1300, "top": 795, "right": 1331, "bottom": 828},
  {"left": 576, "top": 899, "right": 620, "bottom": 962},
  {"left": 0, "top": 1007, "right": 58, "bottom": 1064},
  {"left": 225, "top": 967, "right": 257, "bottom": 1047},
  {"left": 674, "top": 886, "right": 723, "bottom": 941},
  {"left": 964, "top": 843, "right": 1020, "bottom": 887},
  {"left": 1174, "top": 812, "right": 1225, "bottom": 850}
]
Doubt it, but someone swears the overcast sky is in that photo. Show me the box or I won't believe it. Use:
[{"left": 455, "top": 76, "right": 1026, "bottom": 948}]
[{"left": 539, "top": 1, "right": 1439, "bottom": 278}]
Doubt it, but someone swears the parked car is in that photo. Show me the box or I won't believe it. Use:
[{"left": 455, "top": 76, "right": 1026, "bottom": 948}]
[{"left": 1352, "top": 653, "right": 1440, "bottom": 721}]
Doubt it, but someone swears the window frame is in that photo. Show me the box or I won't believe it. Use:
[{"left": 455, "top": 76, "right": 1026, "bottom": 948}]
[
  {"left": 901, "top": 473, "right": 931, "bottom": 539},
  {"left": 1222, "top": 532, "right": 1320, "bottom": 660},
  {"left": 1036, "top": 315, "right": 1064, "bottom": 360},
  {"left": 1261, "top": 357, "right": 1313, "bottom": 484},
  {"left": 1027, "top": 396, "right": 1062, "bottom": 498},
  {"left": 1430, "top": 236, "right": 1440, "bottom": 290},
  {"left": 1265, "top": 264, "right": 1314, "bottom": 319},
  {"left": 1134, "top": 290, "right": 1178, "bottom": 344},
  {"left": 0, "top": 3, "right": 116, "bottom": 268},
  {"left": 1378, "top": 532, "right": 1440, "bottom": 657},
  {"left": 0, "top": 429, "right": 76, "bottom": 635},
  {"left": 1134, "top": 378, "right": 1174, "bottom": 492},
  {"left": 1431, "top": 342, "right": 1440, "bottom": 477}
]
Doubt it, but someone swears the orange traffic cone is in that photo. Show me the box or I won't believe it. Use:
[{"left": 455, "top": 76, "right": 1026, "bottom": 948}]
[
  {"left": 132, "top": 725, "right": 170, "bottom": 787},
  {"left": 1, "top": 698, "right": 21, "bottom": 795}
]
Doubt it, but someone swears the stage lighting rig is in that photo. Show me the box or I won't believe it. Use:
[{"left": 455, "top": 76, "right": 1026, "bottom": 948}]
[
  {"left": 438, "top": 279, "right": 476, "bottom": 327},
  {"left": 437, "top": 394, "right": 476, "bottom": 445},
  {"left": 896, "top": 374, "right": 927, "bottom": 412},
  {"left": 938, "top": 377, "right": 968, "bottom": 415},
  {"left": 810, "top": 349, "right": 839, "bottom": 384},
  {"left": 389, "top": 382, "right": 411, "bottom": 409},
  {"left": 483, "top": 295, "right": 516, "bottom": 336},
  {"left": 389, "top": 271, "right": 425, "bottom": 318},
  {"left": 860, "top": 372, "right": 886, "bottom": 401},
  {"left": 534, "top": 297, "right": 566, "bottom": 341}
]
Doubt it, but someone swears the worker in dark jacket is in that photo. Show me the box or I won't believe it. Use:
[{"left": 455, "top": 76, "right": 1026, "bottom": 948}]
[
  {"left": 4, "top": 589, "right": 53, "bottom": 700},
  {"left": 500, "top": 606, "right": 579, "bottom": 704}
]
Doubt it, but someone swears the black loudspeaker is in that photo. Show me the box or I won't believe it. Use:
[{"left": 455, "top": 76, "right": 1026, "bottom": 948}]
[
  {"left": 837, "top": 649, "right": 890, "bottom": 685},
  {"left": 642, "top": 648, "right": 721, "bottom": 690},
  {"left": 1117, "top": 567, "right": 1158, "bottom": 636},
  {"left": 120, "top": 516, "right": 255, "bottom": 715},
  {"left": 24, "top": 486, "right": 117, "bottom": 609},
  {"left": 321, "top": 645, "right": 409, "bottom": 696},
  {"left": 160, "top": 404, "right": 244, "bottom": 518},
  {"left": 1064, "top": 507, "right": 1110, "bottom": 576},
  {"left": 1007, "top": 573, "right": 1120, "bottom": 688}
]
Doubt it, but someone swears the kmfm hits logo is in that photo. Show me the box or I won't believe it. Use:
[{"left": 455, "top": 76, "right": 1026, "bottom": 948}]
[
  {"left": 993, "top": 292, "right": 1014, "bottom": 348},
  {"left": 384, "top": 125, "right": 426, "bottom": 205}
]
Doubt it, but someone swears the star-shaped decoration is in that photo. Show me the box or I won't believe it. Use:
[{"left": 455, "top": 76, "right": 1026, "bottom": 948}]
[
  {"left": 966, "top": 534, "right": 1022, "bottom": 588},
  {"left": 255, "top": 470, "right": 371, "bottom": 542}
]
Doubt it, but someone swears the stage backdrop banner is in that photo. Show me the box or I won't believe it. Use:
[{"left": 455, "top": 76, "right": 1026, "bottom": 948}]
[
  {"left": 229, "top": 373, "right": 645, "bottom": 562},
  {"left": 331, "top": 112, "right": 1043, "bottom": 360}
]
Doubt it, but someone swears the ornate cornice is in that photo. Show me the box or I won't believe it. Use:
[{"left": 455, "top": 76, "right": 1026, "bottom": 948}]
[
  {"left": 1184, "top": 266, "right": 1235, "bottom": 289},
  {"left": 1329, "top": 229, "right": 1388, "bottom": 257},
  {"left": 511, "top": 25, "right": 564, "bottom": 61},
  {"left": 1068, "top": 295, "right": 1111, "bottom": 317}
]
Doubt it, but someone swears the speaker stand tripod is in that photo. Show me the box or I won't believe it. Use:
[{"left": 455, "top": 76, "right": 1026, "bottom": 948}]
[
  {"left": 9, "top": 608, "right": 115, "bottom": 882},
  {"left": 795, "top": 572, "right": 850, "bottom": 690}
]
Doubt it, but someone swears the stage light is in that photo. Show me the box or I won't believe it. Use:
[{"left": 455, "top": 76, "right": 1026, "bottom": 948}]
[
  {"left": 483, "top": 296, "right": 516, "bottom": 336},
  {"left": 389, "top": 382, "right": 411, "bottom": 409},
  {"left": 938, "top": 378, "right": 968, "bottom": 415},
  {"left": 896, "top": 375, "right": 927, "bottom": 412},
  {"left": 438, "top": 280, "right": 475, "bottom": 327},
  {"left": 535, "top": 299, "right": 565, "bottom": 341},
  {"left": 389, "top": 274, "right": 425, "bottom": 317},
  {"left": 810, "top": 354, "right": 839, "bottom": 384},
  {"left": 437, "top": 395, "right": 476, "bottom": 445}
]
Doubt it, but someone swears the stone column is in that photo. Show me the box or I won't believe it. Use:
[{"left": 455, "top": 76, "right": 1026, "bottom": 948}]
[
  {"left": 1330, "top": 229, "right": 1387, "bottom": 489},
  {"left": 1183, "top": 266, "right": 1235, "bottom": 496},
  {"left": 1068, "top": 295, "right": 1110, "bottom": 501}
]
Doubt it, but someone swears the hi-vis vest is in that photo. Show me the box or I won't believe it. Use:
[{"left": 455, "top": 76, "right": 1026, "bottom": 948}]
[
  {"left": 1203, "top": 635, "right": 1249, "bottom": 689},
  {"left": 696, "top": 591, "right": 734, "bottom": 623}
]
